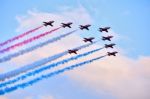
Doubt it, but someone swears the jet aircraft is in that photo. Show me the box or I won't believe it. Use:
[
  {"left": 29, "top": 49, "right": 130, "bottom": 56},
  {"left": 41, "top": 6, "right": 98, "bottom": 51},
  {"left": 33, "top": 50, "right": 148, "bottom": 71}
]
[
  {"left": 107, "top": 51, "right": 118, "bottom": 56},
  {"left": 79, "top": 24, "right": 91, "bottom": 30},
  {"left": 102, "top": 36, "right": 113, "bottom": 41},
  {"left": 83, "top": 37, "right": 95, "bottom": 43},
  {"left": 68, "top": 49, "right": 78, "bottom": 54},
  {"left": 43, "top": 21, "right": 54, "bottom": 26},
  {"left": 99, "top": 27, "right": 110, "bottom": 32},
  {"left": 61, "top": 22, "right": 73, "bottom": 28},
  {"left": 105, "top": 43, "right": 116, "bottom": 48}
]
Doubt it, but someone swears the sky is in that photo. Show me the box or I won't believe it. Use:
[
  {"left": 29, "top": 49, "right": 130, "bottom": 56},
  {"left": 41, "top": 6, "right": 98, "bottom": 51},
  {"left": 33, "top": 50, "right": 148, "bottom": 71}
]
[{"left": 0, "top": 0, "right": 150, "bottom": 99}]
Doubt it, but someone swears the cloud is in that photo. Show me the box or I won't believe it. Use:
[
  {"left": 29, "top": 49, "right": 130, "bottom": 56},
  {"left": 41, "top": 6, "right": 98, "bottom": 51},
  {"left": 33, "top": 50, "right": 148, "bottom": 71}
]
[
  {"left": 0, "top": 96, "right": 8, "bottom": 99},
  {"left": 3, "top": 4, "right": 149, "bottom": 99},
  {"left": 24, "top": 96, "right": 33, "bottom": 99},
  {"left": 24, "top": 95, "right": 54, "bottom": 99},
  {"left": 67, "top": 54, "right": 150, "bottom": 99},
  {"left": 9, "top": 5, "right": 93, "bottom": 65},
  {"left": 1, "top": 5, "right": 93, "bottom": 72},
  {"left": 39, "top": 95, "right": 54, "bottom": 99},
  {"left": 15, "top": 6, "right": 92, "bottom": 32},
  {"left": 0, "top": 5, "right": 95, "bottom": 99}
]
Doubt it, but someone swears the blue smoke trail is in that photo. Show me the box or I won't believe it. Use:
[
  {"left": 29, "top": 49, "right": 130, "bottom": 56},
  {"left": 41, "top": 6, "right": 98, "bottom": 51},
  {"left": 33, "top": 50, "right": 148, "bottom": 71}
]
[
  {"left": 0, "top": 30, "right": 78, "bottom": 63},
  {"left": 0, "top": 55, "right": 106, "bottom": 95},
  {"left": 0, "top": 47, "right": 104, "bottom": 88},
  {"left": 0, "top": 41, "right": 98, "bottom": 81}
]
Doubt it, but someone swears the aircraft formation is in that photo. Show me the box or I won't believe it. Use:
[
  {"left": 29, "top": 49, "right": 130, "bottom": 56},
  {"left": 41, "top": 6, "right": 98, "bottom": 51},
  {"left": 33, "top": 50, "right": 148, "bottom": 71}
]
[
  {"left": 0, "top": 20, "right": 118, "bottom": 95},
  {"left": 99, "top": 26, "right": 118, "bottom": 56},
  {"left": 42, "top": 21, "right": 118, "bottom": 55},
  {"left": 43, "top": 21, "right": 118, "bottom": 55},
  {"left": 43, "top": 21, "right": 118, "bottom": 56}
]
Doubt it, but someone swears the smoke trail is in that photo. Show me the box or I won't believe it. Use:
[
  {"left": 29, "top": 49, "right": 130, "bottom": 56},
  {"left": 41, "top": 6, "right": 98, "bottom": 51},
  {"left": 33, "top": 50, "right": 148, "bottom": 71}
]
[
  {"left": 0, "top": 47, "right": 104, "bottom": 88},
  {"left": 0, "top": 41, "right": 97, "bottom": 81},
  {"left": 0, "top": 27, "right": 61, "bottom": 54},
  {"left": 0, "top": 30, "right": 78, "bottom": 63},
  {"left": 0, "top": 55, "right": 106, "bottom": 95},
  {"left": 0, "top": 26, "right": 43, "bottom": 48}
]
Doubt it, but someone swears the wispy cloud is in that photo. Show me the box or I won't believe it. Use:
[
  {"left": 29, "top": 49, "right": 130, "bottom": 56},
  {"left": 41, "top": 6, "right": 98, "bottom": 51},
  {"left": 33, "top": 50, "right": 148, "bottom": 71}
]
[
  {"left": 0, "top": 96, "right": 8, "bottom": 99},
  {"left": 1, "top": 5, "right": 94, "bottom": 99},
  {"left": 68, "top": 54, "right": 150, "bottom": 99}
]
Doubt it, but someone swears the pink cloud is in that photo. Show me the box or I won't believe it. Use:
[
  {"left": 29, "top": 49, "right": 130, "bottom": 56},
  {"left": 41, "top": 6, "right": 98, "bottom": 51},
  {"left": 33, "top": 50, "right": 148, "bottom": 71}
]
[{"left": 68, "top": 55, "right": 150, "bottom": 99}]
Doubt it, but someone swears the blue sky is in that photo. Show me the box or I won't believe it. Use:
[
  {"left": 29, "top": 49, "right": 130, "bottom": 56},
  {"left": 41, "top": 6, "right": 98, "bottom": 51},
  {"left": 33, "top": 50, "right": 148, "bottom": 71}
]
[
  {"left": 0, "top": 0, "right": 150, "bottom": 58},
  {"left": 0, "top": 0, "right": 150, "bottom": 99}
]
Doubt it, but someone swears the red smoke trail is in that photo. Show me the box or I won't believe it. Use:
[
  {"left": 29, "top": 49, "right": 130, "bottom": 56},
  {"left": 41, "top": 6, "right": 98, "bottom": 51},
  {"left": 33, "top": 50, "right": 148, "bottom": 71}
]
[
  {"left": 0, "top": 26, "right": 43, "bottom": 48},
  {"left": 0, "top": 27, "right": 61, "bottom": 54}
]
